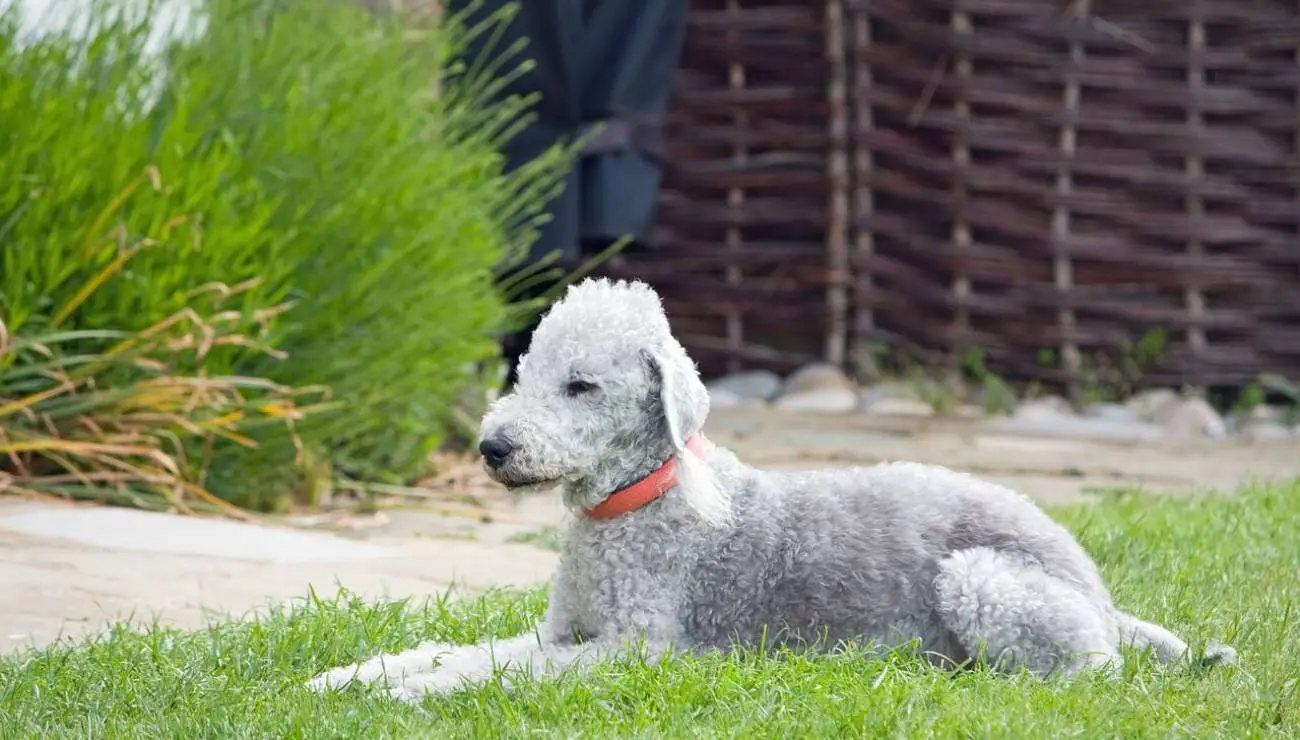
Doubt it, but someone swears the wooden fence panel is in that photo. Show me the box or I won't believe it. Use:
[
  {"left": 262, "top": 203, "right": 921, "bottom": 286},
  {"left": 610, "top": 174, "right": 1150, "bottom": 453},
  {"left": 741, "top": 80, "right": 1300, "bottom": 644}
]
[{"left": 606, "top": 0, "right": 1300, "bottom": 389}]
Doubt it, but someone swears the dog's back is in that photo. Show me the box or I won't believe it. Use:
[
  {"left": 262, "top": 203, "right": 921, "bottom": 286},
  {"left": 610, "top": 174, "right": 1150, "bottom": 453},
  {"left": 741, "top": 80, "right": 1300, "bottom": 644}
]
[{"left": 674, "top": 452, "right": 1112, "bottom": 655}]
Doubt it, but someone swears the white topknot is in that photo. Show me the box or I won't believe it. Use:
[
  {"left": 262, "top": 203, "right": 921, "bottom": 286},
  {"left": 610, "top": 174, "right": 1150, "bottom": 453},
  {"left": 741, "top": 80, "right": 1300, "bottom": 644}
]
[{"left": 538, "top": 278, "right": 671, "bottom": 339}]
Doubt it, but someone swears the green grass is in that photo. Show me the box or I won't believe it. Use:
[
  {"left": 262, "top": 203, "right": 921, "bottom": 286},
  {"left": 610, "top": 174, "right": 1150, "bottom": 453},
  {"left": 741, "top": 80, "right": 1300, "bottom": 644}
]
[{"left": 2, "top": 480, "right": 1298, "bottom": 738}]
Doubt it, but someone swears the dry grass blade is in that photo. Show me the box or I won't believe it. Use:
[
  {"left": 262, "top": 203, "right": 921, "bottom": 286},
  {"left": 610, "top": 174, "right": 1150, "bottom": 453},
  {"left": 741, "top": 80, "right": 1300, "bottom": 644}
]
[{"left": 1, "top": 278, "right": 327, "bottom": 519}]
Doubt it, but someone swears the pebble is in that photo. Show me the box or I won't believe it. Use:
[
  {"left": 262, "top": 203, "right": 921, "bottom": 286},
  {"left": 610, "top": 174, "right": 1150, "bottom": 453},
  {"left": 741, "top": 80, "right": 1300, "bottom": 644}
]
[
  {"left": 773, "top": 387, "right": 859, "bottom": 414},
  {"left": 725, "top": 364, "right": 1291, "bottom": 446},
  {"left": 987, "top": 402, "right": 1165, "bottom": 443},
  {"left": 780, "top": 363, "right": 856, "bottom": 396},
  {"left": 706, "top": 370, "right": 783, "bottom": 402},
  {"left": 1239, "top": 421, "right": 1294, "bottom": 443},
  {"left": 1157, "top": 397, "right": 1227, "bottom": 440},
  {"left": 1247, "top": 404, "right": 1283, "bottom": 423},
  {"left": 1235, "top": 404, "right": 1296, "bottom": 442},
  {"left": 708, "top": 388, "right": 749, "bottom": 409},
  {"left": 1126, "top": 388, "right": 1180, "bottom": 422},
  {"left": 1017, "top": 396, "right": 1075, "bottom": 417},
  {"left": 1084, "top": 403, "right": 1140, "bottom": 425}
]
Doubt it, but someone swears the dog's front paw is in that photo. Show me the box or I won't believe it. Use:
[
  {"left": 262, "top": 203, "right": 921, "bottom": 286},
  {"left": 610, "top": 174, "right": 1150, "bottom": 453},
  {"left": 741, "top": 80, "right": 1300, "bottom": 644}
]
[{"left": 306, "top": 662, "right": 374, "bottom": 692}]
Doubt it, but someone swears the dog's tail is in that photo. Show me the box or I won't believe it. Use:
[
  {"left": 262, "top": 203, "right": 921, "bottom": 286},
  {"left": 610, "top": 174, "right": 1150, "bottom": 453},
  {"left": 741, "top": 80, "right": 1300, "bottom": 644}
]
[{"left": 1114, "top": 611, "right": 1236, "bottom": 668}]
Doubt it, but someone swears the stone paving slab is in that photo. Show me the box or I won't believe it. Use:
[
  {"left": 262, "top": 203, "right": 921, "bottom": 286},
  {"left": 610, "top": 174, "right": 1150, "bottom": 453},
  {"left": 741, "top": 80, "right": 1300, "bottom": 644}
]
[
  {"left": 1, "top": 406, "right": 1295, "bottom": 653},
  {"left": 0, "top": 505, "right": 398, "bottom": 564},
  {"left": 0, "top": 500, "right": 558, "bottom": 653}
]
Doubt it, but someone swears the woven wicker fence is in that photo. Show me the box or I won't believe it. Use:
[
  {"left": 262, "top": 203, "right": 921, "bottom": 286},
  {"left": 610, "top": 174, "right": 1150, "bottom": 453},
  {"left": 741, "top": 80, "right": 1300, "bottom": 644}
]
[
  {"left": 604, "top": 0, "right": 838, "bottom": 375},
  {"left": 604, "top": 0, "right": 1300, "bottom": 389}
]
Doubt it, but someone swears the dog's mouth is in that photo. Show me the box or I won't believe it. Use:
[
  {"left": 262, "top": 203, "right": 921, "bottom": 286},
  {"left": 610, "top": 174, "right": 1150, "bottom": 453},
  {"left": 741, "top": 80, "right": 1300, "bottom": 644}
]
[
  {"left": 500, "top": 478, "right": 563, "bottom": 495},
  {"left": 485, "top": 468, "right": 562, "bottom": 494}
]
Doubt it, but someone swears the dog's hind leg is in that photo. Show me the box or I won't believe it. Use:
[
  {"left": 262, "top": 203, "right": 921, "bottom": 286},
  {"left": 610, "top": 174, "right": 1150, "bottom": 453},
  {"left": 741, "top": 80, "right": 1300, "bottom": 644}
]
[{"left": 933, "top": 547, "right": 1120, "bottom": 678}]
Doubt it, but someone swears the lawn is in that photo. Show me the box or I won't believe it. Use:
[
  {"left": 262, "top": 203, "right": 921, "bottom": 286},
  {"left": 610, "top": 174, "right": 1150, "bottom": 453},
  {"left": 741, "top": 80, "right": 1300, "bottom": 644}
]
[{"left": 1, "top": 480, "right": 1297, "bottom": 739}]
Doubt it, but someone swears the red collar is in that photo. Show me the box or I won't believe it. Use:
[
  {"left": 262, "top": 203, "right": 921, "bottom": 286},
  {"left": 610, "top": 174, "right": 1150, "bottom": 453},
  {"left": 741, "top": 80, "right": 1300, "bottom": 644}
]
[{"left": 583, "top": 435, "right": 707, "bottom": 520}]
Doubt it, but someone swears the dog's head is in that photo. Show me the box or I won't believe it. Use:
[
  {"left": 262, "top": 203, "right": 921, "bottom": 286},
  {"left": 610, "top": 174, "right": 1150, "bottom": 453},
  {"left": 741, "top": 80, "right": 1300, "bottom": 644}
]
[{"left": 478, "top": 278, "right": 729, "bottom": 523}]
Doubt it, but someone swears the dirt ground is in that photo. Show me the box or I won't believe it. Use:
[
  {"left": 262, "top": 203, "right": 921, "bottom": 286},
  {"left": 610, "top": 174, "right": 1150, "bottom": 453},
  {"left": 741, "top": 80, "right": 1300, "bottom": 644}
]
[{"left": 2, "top": 407, "right": 1296, "bottom": 653}]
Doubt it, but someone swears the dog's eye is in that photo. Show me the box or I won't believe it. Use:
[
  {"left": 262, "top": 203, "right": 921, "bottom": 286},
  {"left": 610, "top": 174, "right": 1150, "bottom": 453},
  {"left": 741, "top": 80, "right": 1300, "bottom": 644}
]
[{"left": 565, "top": 380, "right": 598, "bottom": 397}]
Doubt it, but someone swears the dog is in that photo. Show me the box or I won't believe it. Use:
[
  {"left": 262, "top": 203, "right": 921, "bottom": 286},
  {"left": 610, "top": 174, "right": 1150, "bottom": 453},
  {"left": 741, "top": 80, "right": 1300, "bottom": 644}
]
[{"left": 308, "top": 278, "right": 1234, "bottom": 701}]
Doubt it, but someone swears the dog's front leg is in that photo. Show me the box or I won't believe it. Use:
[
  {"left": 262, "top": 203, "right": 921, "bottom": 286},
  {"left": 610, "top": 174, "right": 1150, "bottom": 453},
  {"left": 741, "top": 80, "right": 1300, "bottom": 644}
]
[
  {"left": 309, "top": 568, "right": 584, "bottom": 694},
  {"left": 307, "top": 623, "right": 566, "bottom": 692},
  {"left": 387, "top": 633, "right": 676, "bottom": 703},
  {"left": 385, "top": 568, "right": 689, "bottom": 702},
  {"left": 312, "top": 633, "right": 555, "bottom": 692},
  {"left": 306, "top": 639, "right": 460, "bottom": 691},
  {"left": 388, "top": 585, "right": 687, "bottom": 703}
]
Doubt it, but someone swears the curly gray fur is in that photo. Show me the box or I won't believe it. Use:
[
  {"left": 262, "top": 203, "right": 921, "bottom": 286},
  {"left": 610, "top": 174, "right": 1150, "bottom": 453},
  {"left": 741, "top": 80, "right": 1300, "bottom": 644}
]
[{"left": 308, "top": 278, "right": 1234, "bottom": 702}]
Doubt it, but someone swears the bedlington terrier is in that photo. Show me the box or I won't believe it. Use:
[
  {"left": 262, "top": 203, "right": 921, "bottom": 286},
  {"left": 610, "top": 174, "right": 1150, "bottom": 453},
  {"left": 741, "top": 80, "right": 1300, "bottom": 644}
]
[{"left": 308, "top": 278, "right": 1234, "bottom": 702}]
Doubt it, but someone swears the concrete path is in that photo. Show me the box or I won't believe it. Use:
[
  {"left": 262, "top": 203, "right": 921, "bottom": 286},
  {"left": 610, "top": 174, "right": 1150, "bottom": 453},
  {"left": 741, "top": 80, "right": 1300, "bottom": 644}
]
[
  {"left": 0, "top": 498, "right": 563, "bottom": 652},
  {"left": 2, "top": 407, "right": 1296, "bottom": 652}
]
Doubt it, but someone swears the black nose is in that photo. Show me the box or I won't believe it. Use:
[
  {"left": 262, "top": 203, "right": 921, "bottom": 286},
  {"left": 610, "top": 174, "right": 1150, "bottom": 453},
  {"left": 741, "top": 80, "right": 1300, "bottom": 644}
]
[{"left": 478, "top": 436, "right": 514, "bottom": 468}]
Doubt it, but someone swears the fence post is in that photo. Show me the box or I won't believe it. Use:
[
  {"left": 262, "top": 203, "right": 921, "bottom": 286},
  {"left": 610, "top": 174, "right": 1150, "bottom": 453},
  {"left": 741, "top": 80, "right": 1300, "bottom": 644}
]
[
  {"left": 1184, "top": 0, "right": 1209, "bottom": 385},
  {"left": 850, "top": 1, "right": 876, "bottom": 363},
  {"left": 1053, "top": 0, "right": 1086, "bottom": 397},
  {"left": 950, "top": 3, "right": 973, "bottom": 364},
  {"left": 724, "top": 0, "right": 749, "bottom": 375},
  {"left": 826, "top": 0, "right": 851, "bottom": 367}
]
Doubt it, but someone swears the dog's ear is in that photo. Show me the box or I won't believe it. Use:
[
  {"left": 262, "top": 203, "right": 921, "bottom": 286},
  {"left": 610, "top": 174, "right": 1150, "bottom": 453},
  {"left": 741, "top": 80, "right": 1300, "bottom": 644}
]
[
  {"left": 642, "top": 347, "right": 731, "bottom": 526},
  {"left": 641, "top": 346, "right": 706, "bottom": 448}
]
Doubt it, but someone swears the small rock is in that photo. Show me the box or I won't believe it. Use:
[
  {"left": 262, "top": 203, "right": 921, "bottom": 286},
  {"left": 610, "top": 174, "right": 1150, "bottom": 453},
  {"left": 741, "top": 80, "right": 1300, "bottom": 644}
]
[
  {"left": 1126, "top": 388, "right": 1180, "bottom": 422},
  {"left": 1226, "top": 404, "right": 1281, "bottom": 434},
  {"left": 953, "top": 404, "right": 987, "bottom": 420},
  {"left": 863, "top": 397, "right": 936, "bottom": 418},
  {"left": 1084, "top": 403, "right": 1139, "bottom": 424},
  {"left": 1158, "top": 397, "right": 1227, "bottom": 440},
  {"left": 707, "top": 370, "right": 783, "bottom": 401},
  {"left": 1247, "top": 404, "right": 1283, "bottom": 423},
  {"left": 1235, "top": 403, "right": 1295, "bottom": 441},
  {"left": 773, "top": 387, "right": 859, "bottom": 414},
  {"left": 780, "top": 363, "right": 856, "bottom": 396},
  {"left": 708, "top": 388, "right": 747, "bottom": 409},
  {"left": 1016, "top": 396, "right": 1075, "bottom": 418},
  {"left": 1240, "top": 421, "right": 1293, "bottom": 443},
  {"left": 986, "top": 402, "right": 1164, "bottom": 442}
]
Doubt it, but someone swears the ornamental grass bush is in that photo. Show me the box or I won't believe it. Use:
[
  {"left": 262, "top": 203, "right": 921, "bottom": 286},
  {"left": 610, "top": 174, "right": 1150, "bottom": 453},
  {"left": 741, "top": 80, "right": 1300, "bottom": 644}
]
[{"left": 0, "top": 0, "right": 570, "bottom": 511}]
